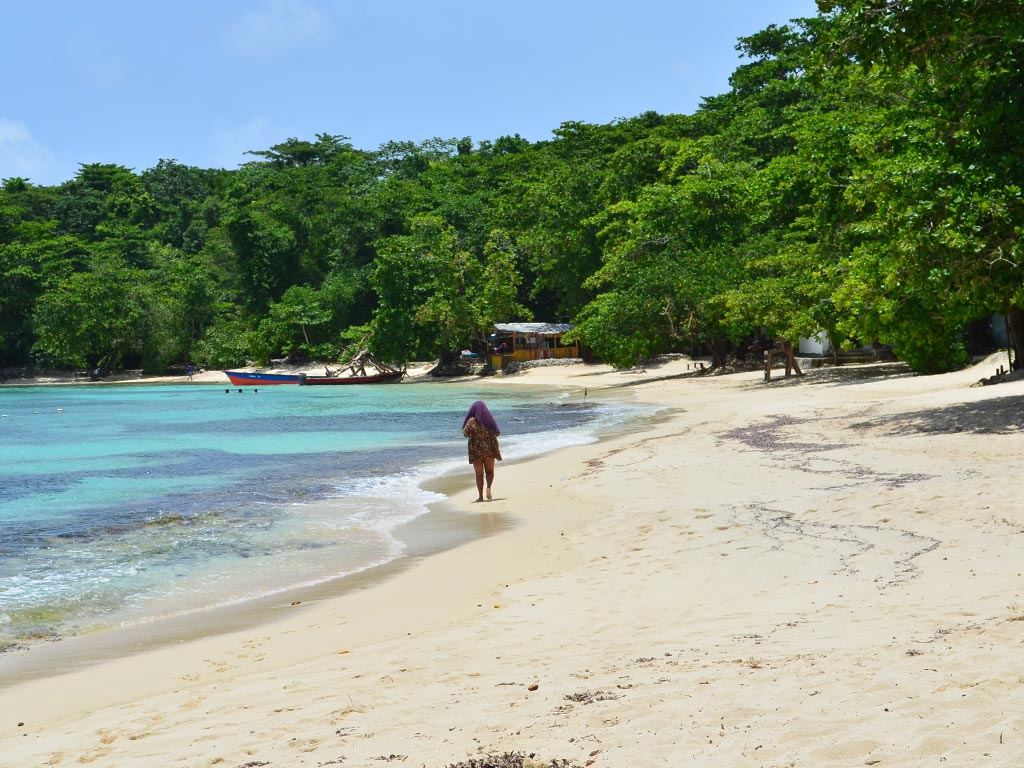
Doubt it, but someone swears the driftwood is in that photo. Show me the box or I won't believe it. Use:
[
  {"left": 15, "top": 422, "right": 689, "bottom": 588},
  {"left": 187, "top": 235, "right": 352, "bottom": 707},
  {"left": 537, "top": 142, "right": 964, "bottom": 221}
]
[
  {"left": 326, "top": 336, "right": 403, "bottom": 378},
  {"left": 764, "top": 340, "right": 803, "bottom": 383},
  {"left": 331, "top": 349, "right": 401, "bottom": 378}
]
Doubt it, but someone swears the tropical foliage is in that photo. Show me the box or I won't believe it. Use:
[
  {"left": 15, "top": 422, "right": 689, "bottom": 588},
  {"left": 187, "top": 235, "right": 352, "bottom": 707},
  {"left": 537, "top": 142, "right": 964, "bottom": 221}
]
[{"left": 2, "top": 2, "right": 1021, "bottom": 375}]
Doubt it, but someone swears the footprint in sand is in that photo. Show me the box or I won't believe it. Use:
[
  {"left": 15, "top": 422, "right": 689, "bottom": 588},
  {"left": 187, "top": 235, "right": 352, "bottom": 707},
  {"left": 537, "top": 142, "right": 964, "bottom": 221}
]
[
  {"left": 96, "top": 729, "right": 118, "bottom": 745},
  {"left": 75, "top": 746, "right": 113, "bottom": 764},
  {"left": 288, "top": 737, "right": 322, "bottom": 753}
]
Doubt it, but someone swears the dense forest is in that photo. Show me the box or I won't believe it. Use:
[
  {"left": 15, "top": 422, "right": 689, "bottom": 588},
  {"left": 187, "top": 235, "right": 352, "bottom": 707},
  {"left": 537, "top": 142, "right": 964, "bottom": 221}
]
[{"left": 2, "top": 1, "right": 1022, "bottom": 376}]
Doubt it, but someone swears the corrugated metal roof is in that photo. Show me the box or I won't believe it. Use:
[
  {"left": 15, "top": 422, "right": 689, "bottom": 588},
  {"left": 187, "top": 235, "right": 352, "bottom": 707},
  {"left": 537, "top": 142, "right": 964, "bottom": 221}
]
[{"left": 493, "top": 323, "right": 574, "bottom": 335}]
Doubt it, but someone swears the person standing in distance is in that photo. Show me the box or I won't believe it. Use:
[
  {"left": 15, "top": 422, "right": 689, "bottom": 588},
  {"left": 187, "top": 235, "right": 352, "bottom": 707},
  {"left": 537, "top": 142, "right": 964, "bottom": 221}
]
[{"left": 462, "top": 400, "right": 502, "bottom": 502}]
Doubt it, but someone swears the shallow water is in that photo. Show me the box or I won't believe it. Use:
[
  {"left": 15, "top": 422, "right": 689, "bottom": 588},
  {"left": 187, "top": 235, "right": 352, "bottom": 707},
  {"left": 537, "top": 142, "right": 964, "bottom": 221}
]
[{"left": 0, "top": 381, "right": 637, "bottom": 650}]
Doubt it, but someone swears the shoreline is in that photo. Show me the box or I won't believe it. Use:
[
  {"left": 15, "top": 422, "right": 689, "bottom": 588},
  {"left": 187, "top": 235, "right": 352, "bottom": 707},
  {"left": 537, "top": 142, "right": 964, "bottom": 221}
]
[
  {"left": 0, "top": 486, "right": 515, "bottom": 687},
  {"left": 0, "top": 363, "right": 655, "bottom": 721},
  {"left": 0, "top": 375, "right": 644, "bottom": 683},
  {"left": 3, "top": 356, "right": 1024, "bottom": 766},
  {"left": 0, "top": 361, "right": 441, "bottom": 388}
]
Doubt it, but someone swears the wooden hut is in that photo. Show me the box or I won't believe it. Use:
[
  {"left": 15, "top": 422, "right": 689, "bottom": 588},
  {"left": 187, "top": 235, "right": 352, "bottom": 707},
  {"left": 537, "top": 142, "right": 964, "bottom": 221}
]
[{"left": 489, "top": 323, "right": 578, "bottom": 369}]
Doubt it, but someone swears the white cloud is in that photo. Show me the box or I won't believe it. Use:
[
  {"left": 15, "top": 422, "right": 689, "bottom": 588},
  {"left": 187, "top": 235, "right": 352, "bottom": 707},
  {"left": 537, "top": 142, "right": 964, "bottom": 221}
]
[
  {"left": 0, "top": 118, "right": 62, "bottom": 185},
  {"left": 227, "top": 0, "right": 328, "bottom": 56}
]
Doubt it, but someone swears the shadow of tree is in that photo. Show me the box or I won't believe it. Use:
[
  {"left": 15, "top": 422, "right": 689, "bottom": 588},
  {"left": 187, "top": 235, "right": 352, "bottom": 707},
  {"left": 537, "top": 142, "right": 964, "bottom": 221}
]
[
  {"left": 850, "top": 393, "right": 1024, "bottom": 436},
  {"left": 771, "top": 362, "right": 916, "bottom": 387}
]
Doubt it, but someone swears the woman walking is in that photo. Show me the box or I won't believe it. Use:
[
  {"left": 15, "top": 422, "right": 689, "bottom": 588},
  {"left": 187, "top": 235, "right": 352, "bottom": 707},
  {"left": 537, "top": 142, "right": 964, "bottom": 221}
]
[{"left": 462, "top": 400, "right": 502, "bottom": 502}]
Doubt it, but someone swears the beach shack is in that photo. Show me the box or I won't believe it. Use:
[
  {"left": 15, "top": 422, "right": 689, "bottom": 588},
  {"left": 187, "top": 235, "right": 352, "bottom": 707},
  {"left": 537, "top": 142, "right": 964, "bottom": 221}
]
[{"left": 489, "top": 323, "right": 578, "bottom": 369}]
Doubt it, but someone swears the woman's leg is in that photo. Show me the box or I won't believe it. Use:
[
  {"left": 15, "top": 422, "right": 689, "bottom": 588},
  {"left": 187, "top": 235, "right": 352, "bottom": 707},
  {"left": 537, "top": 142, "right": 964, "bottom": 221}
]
[
  {"left": 483, "top": 456, "right": 495, "bottom": 499},
  {"left": 472, "top": 460, "right": 485, "bottom": 501}
]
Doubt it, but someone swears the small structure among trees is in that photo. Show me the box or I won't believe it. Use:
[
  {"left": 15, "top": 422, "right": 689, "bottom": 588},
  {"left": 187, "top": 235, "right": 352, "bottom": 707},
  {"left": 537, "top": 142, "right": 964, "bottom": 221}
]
[{"left": 488, "top": 323, "right": 578, "bottom": 369}]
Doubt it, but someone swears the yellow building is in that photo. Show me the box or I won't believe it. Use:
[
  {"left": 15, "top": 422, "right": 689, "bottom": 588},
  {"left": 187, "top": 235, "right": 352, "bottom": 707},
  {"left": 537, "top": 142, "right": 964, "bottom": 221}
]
[{"left": 488, "top": 323, "right": 578, "bottom": 369}]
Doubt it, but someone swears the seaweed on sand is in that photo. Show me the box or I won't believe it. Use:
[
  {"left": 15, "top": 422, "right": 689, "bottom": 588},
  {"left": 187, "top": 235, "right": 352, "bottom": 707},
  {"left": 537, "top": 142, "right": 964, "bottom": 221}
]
[{"left": 446, "top": 753, "right": 581, "bottom": 768}]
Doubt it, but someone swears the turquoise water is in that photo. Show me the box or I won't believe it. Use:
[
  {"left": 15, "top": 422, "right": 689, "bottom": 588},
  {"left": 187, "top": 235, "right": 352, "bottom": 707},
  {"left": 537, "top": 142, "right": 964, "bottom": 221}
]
[{"left": 0, "top": 381, "right": 632, "bottom": 650}]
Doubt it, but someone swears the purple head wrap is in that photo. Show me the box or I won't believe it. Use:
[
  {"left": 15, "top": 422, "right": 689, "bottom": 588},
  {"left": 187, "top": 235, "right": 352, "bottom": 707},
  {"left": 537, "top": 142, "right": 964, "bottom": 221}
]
[{"left": 463, "top": 400, "right": 500, "bottom": 436}]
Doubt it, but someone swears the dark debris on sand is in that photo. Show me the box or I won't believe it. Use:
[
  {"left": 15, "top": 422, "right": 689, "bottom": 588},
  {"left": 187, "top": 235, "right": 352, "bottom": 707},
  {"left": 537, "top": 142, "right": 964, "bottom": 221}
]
[
  {"left": 446, "top": 753, "right": 581, "bottom": 768},
  {"left": 563, "top": 690, "right": 621, "bottom": 704}
]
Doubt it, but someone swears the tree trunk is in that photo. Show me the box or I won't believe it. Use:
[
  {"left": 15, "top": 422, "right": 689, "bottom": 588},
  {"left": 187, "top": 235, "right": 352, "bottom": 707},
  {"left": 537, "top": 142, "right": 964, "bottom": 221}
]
[
  {"left": 1007, "top": 305, "right": 1024, "bottom": 371},
  {"left": 437, "top": 348, "right": 459, "bottom": 367},
  {"left": 710, "top": 337, "right": 728, "bottom": 368}
]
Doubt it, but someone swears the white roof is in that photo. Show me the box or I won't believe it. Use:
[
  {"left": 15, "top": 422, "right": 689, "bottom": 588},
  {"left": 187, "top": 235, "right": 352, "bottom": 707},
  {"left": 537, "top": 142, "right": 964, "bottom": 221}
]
[{"left": 494, "top": 323, "right": 574, "bottom": 335}]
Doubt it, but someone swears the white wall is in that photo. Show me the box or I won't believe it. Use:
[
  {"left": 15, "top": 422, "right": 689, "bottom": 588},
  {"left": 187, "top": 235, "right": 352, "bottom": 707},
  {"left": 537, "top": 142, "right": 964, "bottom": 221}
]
[{"left": 799, "top": 332, "right": 832, "bottom": 355}]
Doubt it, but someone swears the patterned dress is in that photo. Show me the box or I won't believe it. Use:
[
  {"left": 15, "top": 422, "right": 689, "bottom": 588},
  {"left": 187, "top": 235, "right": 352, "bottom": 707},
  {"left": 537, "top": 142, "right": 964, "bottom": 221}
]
[{"left": 463, "top": 417, "right": 502, "bottom": 463}]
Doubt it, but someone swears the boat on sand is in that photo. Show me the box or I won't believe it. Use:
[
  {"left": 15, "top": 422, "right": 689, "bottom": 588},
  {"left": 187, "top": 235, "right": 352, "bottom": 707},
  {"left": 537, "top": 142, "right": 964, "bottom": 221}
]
[
  {"left": 224, "top": 351, "right": 404, "bottom": 386},
  {"left": 224, "top": 370, "right": 403, "bottom": 386}
]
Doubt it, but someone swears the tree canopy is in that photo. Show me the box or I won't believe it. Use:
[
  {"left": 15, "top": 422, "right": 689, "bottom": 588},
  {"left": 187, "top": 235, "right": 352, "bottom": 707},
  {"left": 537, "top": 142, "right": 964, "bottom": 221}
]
[{"left": 2, "top": 2, "right": 1021, "bottom": 375}]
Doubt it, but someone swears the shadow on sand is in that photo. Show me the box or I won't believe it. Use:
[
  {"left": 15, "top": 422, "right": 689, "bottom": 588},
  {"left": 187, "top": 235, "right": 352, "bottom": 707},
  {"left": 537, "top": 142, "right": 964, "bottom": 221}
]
[
  {"left": 771, "top": 362, "right": 916, "bottom": 388},
  {"left": 850, "top": 393, "right": 1024, "bottom": 436}
]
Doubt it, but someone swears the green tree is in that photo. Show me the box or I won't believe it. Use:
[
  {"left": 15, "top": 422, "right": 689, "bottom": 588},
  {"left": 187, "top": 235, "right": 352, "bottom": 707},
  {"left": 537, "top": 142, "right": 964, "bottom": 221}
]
[
  {"left": 224, "top": 204, "right": 299, "bottom": 311},
  {"left": 573, "top": 154, "right": 751, "bottom": 367},
  {"left": 32, "top": 253, "right": 153, "bottom": 369},
  {"left": 369, "top": 217, "right": 529, "bottom": 365},
  {"left": 479, "top": 230, "right": 532, "bottom": 331},
  {"left": 258, "top": 285, "right": 333, "bottom": 361},
  {"left": 141, "top": 159, "right": 226, "bottom": 252},
  {"left": 818, "top": 0, "right": 1024, "bottom": 369},
  {"left": 369, "top": 216, "right": 479, "bottom": 364},
  {"left": 148, "top": 243, "right": 219, "bottom": 365}
]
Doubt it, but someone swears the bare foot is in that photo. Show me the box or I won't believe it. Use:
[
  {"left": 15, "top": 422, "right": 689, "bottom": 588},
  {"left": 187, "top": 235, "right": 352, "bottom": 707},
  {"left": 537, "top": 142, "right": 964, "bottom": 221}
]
[
  {"left": 486, "top": 487, "right": 492, "bottom": 500},
  {"left": 473, "top": 497, "right": 484, "bottom": 503}
]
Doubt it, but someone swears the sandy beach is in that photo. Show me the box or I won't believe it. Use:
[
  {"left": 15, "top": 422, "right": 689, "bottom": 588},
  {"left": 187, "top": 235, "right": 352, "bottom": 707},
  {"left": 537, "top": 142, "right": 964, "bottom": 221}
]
[
  {"left": 2, "top": 356, "right": 1024, "bottom": 767},
  {"left": 0, "top": 361, "right": 439, "bottom": 388}
]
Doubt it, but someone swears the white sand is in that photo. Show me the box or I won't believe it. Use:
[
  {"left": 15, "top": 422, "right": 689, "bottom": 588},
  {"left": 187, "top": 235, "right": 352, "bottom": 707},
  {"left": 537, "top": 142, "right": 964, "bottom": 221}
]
[
  {"left": 2, "top": 356, "right": 1024, "bottom": 767},
  {"left": 0, "top": 361, "right": 439, "bottom": 387}
]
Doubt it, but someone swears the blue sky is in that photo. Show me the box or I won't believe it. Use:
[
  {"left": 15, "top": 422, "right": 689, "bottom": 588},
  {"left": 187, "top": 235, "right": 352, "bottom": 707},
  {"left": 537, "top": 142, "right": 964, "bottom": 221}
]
[{"left": 2, "top": 0, "right": 819, "bottom": 187}]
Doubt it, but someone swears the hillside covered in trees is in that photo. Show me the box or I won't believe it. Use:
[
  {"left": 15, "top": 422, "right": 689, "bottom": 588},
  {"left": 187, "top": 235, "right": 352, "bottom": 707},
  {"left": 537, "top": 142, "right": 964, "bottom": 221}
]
[{"left": 2, "top": 1, "right": 1022, "bottom": 376}]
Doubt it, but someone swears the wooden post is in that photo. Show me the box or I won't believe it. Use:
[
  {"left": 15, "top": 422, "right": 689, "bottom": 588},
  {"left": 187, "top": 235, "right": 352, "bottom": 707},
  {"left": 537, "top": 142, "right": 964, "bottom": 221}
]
[
  {"left": 782, "top": 340, "right": 803, "bottom": 378},
  {"left": 764, "top": 340, "right": 803, "bottom": 383}
]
